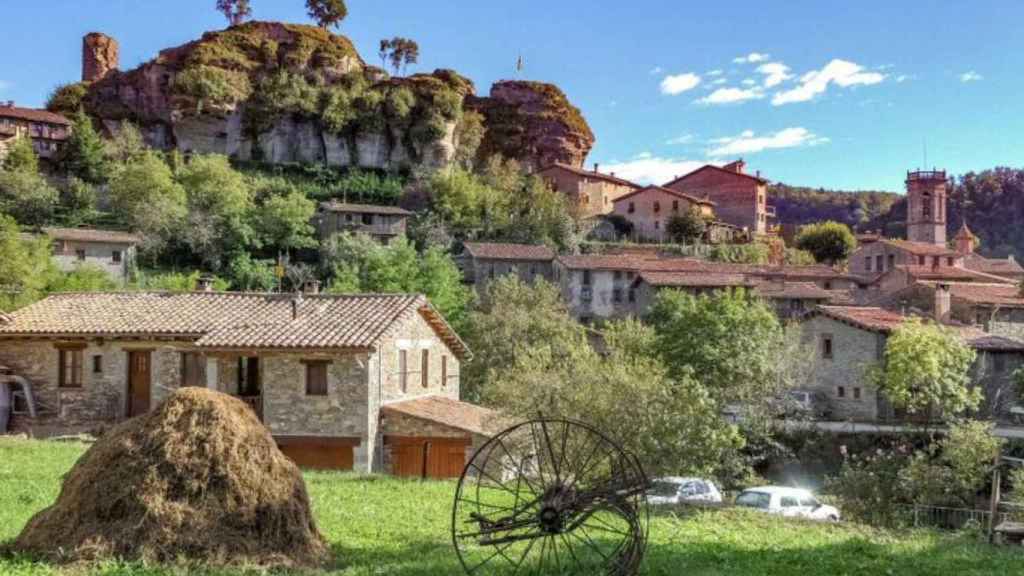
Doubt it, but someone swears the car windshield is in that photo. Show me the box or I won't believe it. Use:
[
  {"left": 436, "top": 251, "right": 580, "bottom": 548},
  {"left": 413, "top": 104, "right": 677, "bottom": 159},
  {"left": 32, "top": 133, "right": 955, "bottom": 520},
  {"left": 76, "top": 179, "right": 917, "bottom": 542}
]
[
  {"left": 649, "top": 481, "right": 681, "bottom": 497},
  {"left": 735, "top": 491, "right": 771, "bottom": 510}
]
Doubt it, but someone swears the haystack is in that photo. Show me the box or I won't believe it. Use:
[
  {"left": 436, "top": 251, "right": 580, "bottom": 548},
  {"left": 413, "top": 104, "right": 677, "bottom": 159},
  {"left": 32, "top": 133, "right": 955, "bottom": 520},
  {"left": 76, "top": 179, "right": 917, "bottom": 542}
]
[{"left": 15, "top": 388, "right": 329, "bottom": 567}]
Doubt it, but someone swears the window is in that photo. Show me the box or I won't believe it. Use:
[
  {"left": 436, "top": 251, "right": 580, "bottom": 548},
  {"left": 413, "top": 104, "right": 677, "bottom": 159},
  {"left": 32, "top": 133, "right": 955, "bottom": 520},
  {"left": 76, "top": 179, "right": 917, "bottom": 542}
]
[
  {"left": 582, "top": 270, "right": 592, "bottom": 286},
  {"left": 628, "top": 289, "right": 636, "bottom": 303},
  {"left": 345, "top": 213, "right": 353, "bottom": 222},
  {"left": 421, "top": 350, "right": 429, "bottom": 388},
  {"left": 76, "top": 249, "right": 86, "bottom": 261},
  {"left": 875, "top": 255, "right": 884, "bottom": 272},
  {"left": 824, "top": 281, "right": 832, "bottom": 290},
  {"left": 933, "top": 256, "right": 940, "bottom": 267},
  {"left": 441, "top": 355, "right": 448, "bottom": 388},
  {"left": 92, "top": 355, "right": 103, "bottom": 374},
  {"left": 305, "top": 361, "right": 328, "bottom": 396},
  {"left": 237, "top": 357, "right": 260, "bottom": 396},
  {"left": 628, "top": 202, "right": 635, "bottom": 214},
  {"left": 361, "top": 213, "right": 374, "bottom": 225},
  {"left": 947, "top": 257, "right": 954, "bottom": 266},
  {"left": 994, "top": 354, "right": 1007, "bottom": 374},
  {"left": 488, "top": 265, "right": 494, "bottom": 279},
  {"left": 399, "top": 350, "right": 408, "bottom": 392},
  {"left": 837, "top": 386, "right": 846, "bottom": 398},
  {"left": 112, "top": 250, "right": 122, "bottom": 264},
  {"left": 853, "top": 387, "right": 862, "bottom": 400},
  {"left": 922, "top": 199, "right": 931, "bottom": 217},
  {"left": 613, "top": 288, "right": 623, "bottom": 303},
  {"left": 653, "top": 201, "right": 661, "bottom": 213},
  {"left": 58, "top": 347, "right": 83, "bottom": 388},
  {"left": 918, "top": 255, "right": 926, "bottom": 266},
  {"left": 613, "top": 270, "right": 622, "bottom": 280},
  {"left": 781, "top": 496, "right": 799, "bottom": 508},
  {"left": 654, "top": 220, "right": 660, "bottom": 230},
  {"left": 672, "top": 200, "right": 679, "bottom": 211},
  {"left": 822, "top": 335, "right": 833, "bottom": 359},
  {"left": 865, "top": 257, "right": 872, "bottom": 272},
  {"left": 887, "top": 254, "right": 895, "bottom": 270},
  {"left": 180, "top": 352, "right": 206, "bottom": 387}
]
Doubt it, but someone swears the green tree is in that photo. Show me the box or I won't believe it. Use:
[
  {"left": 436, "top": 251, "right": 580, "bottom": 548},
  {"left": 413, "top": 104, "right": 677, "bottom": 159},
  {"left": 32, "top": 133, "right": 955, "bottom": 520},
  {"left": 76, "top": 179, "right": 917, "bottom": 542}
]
[
  {"left": 453, "top": 110, "right": 485, "bottom": 169},
  {"left": 0, "top": 170, "right": 59, "bottom": 225},
  {"left": 227, "top": 253, "right": 277, "bottom": 291},
  {"left": 47, "top": 264, "right": 118, "bottom": 293},
  {"left": 666, "top": 207, "right": 707, "bottom": 244},
  {"left": 60, "top": 177, "right": 99, "bottom": 226},
  {"left": 45, "top": 82, "right": 88, "bottom": 116},
  {"left": 59, "top": 110, "right": 107, "bottom": 184},
  {"left": 647, "top": 288, "right": 786, "bottom": 405},
  {"left": 0, "top": 215, "right": 57, "bottom": 311},
  {"left": 177, "top": 154, "right": 255, "bottom": 269},
  {"left": 216, "top": 0, "right": 252, "bottom": 26},
  {"left": 255, "top": 188, "right": 317, "bottom": 252},
  {"left": 795, "top": 221, "right": 857, "bottom": 265},
  {"left": 134, "top": 270, "right": 230, "bottom": 292},
  {"left": 2, "top": 136, "right": 39, "bottom": 173},
  {"left": 306, "top": 0, "right": 347, "bottom": 29},
  {"left": 876, "top": 320, "right": 980, "bottom": 418},
  {"left": 900, "top": 420, "right": 1002, "bottom": 507},
  {"left": 108, "top": 152, "right": 187, "bottom": 250},
  {"left": 379, "top": 37, "right": 420, "bottom": 75},
  {"left": 104, "top": 121, "right": 147, "bottom": 169}
]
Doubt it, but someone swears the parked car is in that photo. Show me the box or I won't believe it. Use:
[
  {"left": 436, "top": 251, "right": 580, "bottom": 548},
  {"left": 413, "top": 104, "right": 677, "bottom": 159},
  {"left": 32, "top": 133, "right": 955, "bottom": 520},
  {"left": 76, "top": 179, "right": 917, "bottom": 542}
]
[
  {"left": 734, "top": 486, "right": 840, "bottom": 521},
  {"left": 775, "top": 390, "right": 832, "bottom": 419},
  {"left": 647, "top": 477, "right": 723, "bottom": 506}
]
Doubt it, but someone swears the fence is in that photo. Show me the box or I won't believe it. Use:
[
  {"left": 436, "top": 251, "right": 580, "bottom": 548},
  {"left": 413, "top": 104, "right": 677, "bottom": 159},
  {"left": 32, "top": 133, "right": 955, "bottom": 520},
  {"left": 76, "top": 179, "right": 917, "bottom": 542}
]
[{"left": 909, "top": 505, "right": 1020, "bottom": 531}]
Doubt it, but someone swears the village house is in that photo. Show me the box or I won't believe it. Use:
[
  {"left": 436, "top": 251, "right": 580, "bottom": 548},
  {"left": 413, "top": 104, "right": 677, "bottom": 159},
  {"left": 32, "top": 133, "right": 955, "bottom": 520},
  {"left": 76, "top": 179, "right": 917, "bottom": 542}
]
[
  {"left": 0, "top": 102, "right": 72, "bottom": 162},
  {"left": 609, "top": 185, "right": 716, "bottom": 242},
  {"left": 800, "top": 304, "right": 1024, "bottom": 422},
  {"left": 315, "top": 201, "right": 412, "bottom": 244},
  {"left": 876, "top": 281, "right": 1024, "bottom": 344},
  {"left": 537, "top": 162, "right": 641, "bottom": 218},
  {"left": 460, "top": 242, "right": 555, "bottom": 292},
  {"left": 663, "top": 159, "right": 774, "bottom": 235},
  {"left": 0, "top": 290, "right": 499, "bottom": 478},
  {"left": 41, "top": 227, "right": 141, "bottom": 282}
]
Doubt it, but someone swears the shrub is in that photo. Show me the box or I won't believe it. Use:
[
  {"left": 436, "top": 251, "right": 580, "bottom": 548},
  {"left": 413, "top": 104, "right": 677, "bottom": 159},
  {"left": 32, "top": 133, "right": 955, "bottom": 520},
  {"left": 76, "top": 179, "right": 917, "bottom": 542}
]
[{"left": 173, "top": 66, "right": 252, "bottom": 114}]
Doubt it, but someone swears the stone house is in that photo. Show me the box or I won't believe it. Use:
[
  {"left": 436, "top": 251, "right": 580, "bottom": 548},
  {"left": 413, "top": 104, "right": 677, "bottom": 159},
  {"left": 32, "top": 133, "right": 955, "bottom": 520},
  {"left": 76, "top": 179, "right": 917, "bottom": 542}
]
[
  {"left": 799, "top": 305, "right": 1024, "bottom": 422},
  {"left": 536, "top": 162, "right": 640, "bottom": 218},
  {"left": 610, "top": 185, "right": 716, "bottom": 242},
  {"left": 850, "top": 238, "right": 963, "bottom": 277},
  {"left": 316, "top": 201, "right": 412, "bottom": 244},
  {"left": 460, "top": 242, "right": 555, "bottom": 293},
  {"left": 663, "top": 160, "right": 774, "bottom": 235},
  {"left": 0, "top": 291, "right": 496, "bottom": 477},
  {"left": 879, "top": 281, "right": 1024, "bottom": 344},
  {"left": 0, "top": 103, "right": 71, "bottom": 162},
  {"left": 42, "top": 227, "right": 141, "bottom": 282}
]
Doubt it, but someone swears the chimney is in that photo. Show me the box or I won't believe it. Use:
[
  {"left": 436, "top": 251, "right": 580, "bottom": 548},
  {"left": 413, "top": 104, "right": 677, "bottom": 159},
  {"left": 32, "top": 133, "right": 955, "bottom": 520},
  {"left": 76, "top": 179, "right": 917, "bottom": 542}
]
[
  {"left": 934, "top": 283, "right": 951, "bottom": 323},
  {"left": 291, "top": 292, "right": 304, "bottom": 320},
  {"left": 303, "top": 279, "right": 321, "bottom": 295},
  {"left": 195, "top": 275, "right": 216, "bottom": 292},
  {"left": 593, "top": 163, "right": 600, "bottom": 173}
]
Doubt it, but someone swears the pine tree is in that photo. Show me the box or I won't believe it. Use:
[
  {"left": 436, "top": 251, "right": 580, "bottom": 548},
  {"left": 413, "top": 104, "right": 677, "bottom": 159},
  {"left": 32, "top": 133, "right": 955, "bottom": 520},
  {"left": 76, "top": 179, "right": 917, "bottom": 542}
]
[{"left": 59, "top": 110, "right": 107, "bottom": 184}]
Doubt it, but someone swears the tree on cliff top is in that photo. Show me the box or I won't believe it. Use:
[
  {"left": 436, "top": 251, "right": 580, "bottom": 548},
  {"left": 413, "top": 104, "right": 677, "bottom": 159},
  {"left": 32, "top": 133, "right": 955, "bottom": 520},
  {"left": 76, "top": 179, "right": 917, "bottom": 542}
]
[
  {"left": 306, "top": 0, "right": 347, "bottom": 29},
  {"left": 380, "top": 37, "right": 420, "bottom": 76},
  {"left": 216, "top": 0, "right": 252, "bottom": 26}
]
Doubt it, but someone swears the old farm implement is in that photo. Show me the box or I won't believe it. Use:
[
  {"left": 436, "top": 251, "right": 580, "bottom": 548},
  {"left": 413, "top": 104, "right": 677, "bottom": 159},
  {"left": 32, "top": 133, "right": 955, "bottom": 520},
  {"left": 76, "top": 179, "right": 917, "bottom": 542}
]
[{"left": 452, "top": 419, "right": 650, "bottom": 575}]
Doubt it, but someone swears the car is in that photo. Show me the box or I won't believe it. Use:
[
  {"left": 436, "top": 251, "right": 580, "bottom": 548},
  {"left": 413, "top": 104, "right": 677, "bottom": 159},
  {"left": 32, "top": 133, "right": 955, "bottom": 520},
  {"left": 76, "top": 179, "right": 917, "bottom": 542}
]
[
  {"left": 647, "top": 477, "right": 723, "bottom": 506},
  {"left": 734, "top": 486, "right": 840, "bottom": 521}
]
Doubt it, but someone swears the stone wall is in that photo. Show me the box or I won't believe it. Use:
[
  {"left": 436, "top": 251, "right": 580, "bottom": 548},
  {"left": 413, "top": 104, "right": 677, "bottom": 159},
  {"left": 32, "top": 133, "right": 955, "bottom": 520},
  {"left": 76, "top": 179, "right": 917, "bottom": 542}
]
[
  {"left": 668, "top": 169, "right": 765, "bottom": 234},
  {"left": 51, "top": 241, "right": 135, "bottom": 282},
  {"left": 801, "top": 316, "right": 886, "bottom": 421},
  {"left": 612, "top": 188, "right": 713, "bottom": 242},
  {"left": 467, "top": 258, "right": 554, "bottom": 295},
  {"left": 555, "top": 264, "right": 642, "bottom": 322}
]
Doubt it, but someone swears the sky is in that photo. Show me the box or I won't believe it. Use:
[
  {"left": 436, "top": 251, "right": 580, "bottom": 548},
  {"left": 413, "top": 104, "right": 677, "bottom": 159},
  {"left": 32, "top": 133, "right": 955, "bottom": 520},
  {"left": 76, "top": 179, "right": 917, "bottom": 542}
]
[{"left": 1, "top": 1, "right": 1020, "bottom": 192}]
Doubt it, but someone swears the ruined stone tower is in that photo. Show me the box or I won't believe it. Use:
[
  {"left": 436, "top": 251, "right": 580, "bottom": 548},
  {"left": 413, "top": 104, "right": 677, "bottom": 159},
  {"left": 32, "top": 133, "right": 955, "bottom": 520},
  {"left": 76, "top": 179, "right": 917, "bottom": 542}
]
[
  {"left": 82, "top": 33, "right": 119, "bottom": 83},
  {"left": 905, "top": 169, "right": 948, "bottom": 246}
]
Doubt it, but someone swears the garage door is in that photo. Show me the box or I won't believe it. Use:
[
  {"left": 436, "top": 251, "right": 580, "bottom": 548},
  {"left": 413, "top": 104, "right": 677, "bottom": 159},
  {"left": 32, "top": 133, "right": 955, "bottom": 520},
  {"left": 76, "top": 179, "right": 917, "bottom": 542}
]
[
  {"left": 388, "top": 436, "right": 469, "bottom": 479},
  {"left": 276, "top": 437, "right": 357, "bottom": 470}
]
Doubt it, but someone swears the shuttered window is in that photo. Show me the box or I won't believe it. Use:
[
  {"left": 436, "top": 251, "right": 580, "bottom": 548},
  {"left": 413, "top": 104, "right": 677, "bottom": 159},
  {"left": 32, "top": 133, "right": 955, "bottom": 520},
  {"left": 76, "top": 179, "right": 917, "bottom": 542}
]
[
  {"left": 421, "top": 350, "right": 429, "bottom": 388},
  {"left": 305, "top": 361, "right": 329, "bottom": 396},
  {"left": 399, "top": 350, "right": 408, "bottom": 392},
  {"left": 58, "top": 347, "right": 84, "bottom": 388},
  {"left": 441, "top": 355, "right": 448, "bottom": 388},
  {"left": 180, "top": 352, "right": 206, "bottom": 387}
]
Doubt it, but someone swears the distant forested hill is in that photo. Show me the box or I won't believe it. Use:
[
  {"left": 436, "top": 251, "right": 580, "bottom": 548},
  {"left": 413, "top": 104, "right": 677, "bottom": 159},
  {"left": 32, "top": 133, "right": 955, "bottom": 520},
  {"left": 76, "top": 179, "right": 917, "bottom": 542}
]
[{"left": 772, "top": 167, "right": 1024, "bottom": 260}]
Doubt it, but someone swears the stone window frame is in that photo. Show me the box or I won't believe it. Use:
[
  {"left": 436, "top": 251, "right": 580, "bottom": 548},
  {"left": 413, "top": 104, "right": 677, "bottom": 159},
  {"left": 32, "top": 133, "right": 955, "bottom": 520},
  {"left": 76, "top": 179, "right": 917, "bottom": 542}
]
[
  {"left": 853, "top": 387, "right": 862, "bottom": 401},
  {"left": 821, "top": 334, "right": 834, "bottom": 360},
  {"left": 304, "top": 360, "right": 329, "bottom": 396},
  {"left": 92, "top": 354, "right": 103, "bottom": 374},
  {"left": 56, "top": 343, "right": 86, "bottom": 388}
]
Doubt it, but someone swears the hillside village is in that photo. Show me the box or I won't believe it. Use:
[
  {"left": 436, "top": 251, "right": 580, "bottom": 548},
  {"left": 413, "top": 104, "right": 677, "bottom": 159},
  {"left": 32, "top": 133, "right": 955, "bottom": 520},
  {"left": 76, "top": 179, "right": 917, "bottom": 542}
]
[{"left": 4, "top": 4, "right": 1024, "bottom": 573}]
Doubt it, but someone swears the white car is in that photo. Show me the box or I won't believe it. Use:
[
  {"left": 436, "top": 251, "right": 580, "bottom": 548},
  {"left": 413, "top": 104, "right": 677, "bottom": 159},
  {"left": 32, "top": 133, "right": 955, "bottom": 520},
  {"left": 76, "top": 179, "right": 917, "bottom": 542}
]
[
  {"left": 734, "top": 486, "right": 840, "bottom": 521},
  {"left": 647, "top": 477, "right": 723, "bottom": 505}
]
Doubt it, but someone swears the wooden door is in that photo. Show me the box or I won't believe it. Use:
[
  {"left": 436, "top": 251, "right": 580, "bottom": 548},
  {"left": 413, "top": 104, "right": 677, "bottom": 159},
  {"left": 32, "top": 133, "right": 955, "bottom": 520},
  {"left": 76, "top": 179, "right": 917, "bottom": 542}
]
[
  {"left": 392, "top": 441, "right": 428, "bottom": 478},
  {"left": 390, "top": 437, "right": 469, "bottom": 479},
  {"left": 425, "top": 440, "right": 467, "bottom": 479},
  {"left": 278, "top": 442, "right": 354, "bottom": 470},
  {"left": 127, "top": 351, "right": 151, "bottom": 417}
]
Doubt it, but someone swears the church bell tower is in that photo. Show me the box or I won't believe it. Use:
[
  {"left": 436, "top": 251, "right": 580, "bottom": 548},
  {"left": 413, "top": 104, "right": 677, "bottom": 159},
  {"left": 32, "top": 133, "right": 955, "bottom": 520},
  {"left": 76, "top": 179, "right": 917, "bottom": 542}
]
[{"left": 905, "top": 170, "right": 947, "bottom": 245}]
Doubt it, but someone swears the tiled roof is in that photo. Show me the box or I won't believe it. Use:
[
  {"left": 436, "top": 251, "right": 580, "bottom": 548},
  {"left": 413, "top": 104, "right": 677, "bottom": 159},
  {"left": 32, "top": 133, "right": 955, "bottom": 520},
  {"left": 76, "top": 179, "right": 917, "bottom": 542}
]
[
  {"left": 663, "top": 163, "right": 769, "bottom": 187},
  {"left": 901, "top": 265, "right": 1014, "bottom": 284},
  {"left": 381, "top": 395, "right": 509, "bottom": 436},
  {"left": 811, "top": 306, "right": 909, "bottom": 333},
  {"left": 0, "top": 292, "right": 469, "bottom": 359},
  {"left": 319, "top": 201, "right": 412, "bottom": 216},
  {"left": 943, "top": 283, "right": 1024, "bottom": 308},
  {"left": 611, "top": 185, "right": 717, "bottom": 207},
  {"left": 640, "top": 271, "right": 752, "bottom": 288},
  {"left": 963, "top": 253, "right": 1024, "bottom": 277},
  {"left": 537, "top": 163, "right": 641, "bottom": 189},
  {"left": 558, "top": 254, "right": 846, "bottom": 280},
  {"left": 462, "top": 242, "right": 555, "bottom": 261},
  {"left": 0, "top": 105, "right": 72, "bottom": 126},
  {"left": 42, "top": 227, "right": 142, "bottom": 244},
  {"left": 962, "top": 334, "right": 1024, "bottom": 352},
  {"left": 753, "top": 281, "right": 833, "bottom": 300},
  {"left": 880, "top": 239, "right": 959, "bottom": 256}
]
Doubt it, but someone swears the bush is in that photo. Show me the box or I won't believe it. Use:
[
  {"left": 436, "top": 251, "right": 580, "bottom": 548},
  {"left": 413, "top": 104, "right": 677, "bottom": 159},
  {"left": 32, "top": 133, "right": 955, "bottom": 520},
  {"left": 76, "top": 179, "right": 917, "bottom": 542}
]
[{"left": 173, "top": 65, "right": 252, "bottom": 114}]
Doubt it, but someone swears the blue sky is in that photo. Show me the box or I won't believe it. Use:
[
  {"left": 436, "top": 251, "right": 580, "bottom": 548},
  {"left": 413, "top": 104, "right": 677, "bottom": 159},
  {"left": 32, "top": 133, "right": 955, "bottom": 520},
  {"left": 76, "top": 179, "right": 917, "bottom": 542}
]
[{"left": 1, "top": 1, "right": 1019, "bottom": 191}]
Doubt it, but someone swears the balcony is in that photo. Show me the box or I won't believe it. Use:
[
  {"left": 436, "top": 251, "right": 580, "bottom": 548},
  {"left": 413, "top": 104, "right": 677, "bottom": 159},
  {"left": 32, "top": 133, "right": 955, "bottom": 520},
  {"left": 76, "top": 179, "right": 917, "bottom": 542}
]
[{"left": 907, "top": 170, "right": 946, "bottom": 181}]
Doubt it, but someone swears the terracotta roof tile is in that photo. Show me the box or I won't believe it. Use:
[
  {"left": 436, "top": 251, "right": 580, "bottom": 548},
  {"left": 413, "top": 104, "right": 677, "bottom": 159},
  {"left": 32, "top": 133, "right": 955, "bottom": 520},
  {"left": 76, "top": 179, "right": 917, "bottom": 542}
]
[
  {"left": 611, "top": 185, "right": 716, "bottom": 207},
  {"left": 319, "top": 201, "right": 413, "bottom": 216},
  {"left": 381, "top": 395, "right": 509, "bottom": 436},
  {"left": 753, "top": 281, "right": 833, "bottom": 300},
  {"left": 42, "top": 227, "right": 142, "bottom": 244},
  {"left": 463, "top": 242, "right": 555, "bottom": 261},
  {"left": 537, "top": 163, "right": 641, "bottom": 189},
  {"left": 0, "top": 292, "right": 469, "bottom": 359},
  {"left": 640, "top": 271, "right": 752, "bottom": 288},
  {"left": 901, "top": 265, "right": 1014, "bottom": 284},
  {"left": 880, "top": 239, "right": 959, "bottom": 256},
  {"left": 0, "top": 106, "right": 72, "bottom": 126},
  {"left": 663, "top": 163, "right": 769, "bottom": 187},
  {"left": 963, "top": 253, "right": 1024, "bottom": 277},
  {"left": 811, "top": 306, "right": 909, "bottom": 333},
  {"left": 558, "top": 254, "right": 847, "bottom": 282},
  {"left": 943, "top": 283, "right": 1024, "bottom": 308}
]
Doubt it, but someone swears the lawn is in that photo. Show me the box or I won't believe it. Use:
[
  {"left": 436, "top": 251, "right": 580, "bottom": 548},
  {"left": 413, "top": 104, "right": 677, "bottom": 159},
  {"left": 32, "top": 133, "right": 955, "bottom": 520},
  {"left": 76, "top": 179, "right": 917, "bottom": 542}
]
[{"left": 0, "top": 436, "right": 1020, "bottom": 575}]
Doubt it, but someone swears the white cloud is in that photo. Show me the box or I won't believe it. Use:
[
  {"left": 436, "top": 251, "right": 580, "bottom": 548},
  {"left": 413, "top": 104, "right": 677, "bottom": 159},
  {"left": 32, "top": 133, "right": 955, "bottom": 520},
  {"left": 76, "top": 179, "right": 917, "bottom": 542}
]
[
  {"left": 601, "top": 155, "right": 707, "bottom": 185},
  {"left": 733, "top": 52, "right": 770, "bottom": 64},
  {"left": 741, "top": 78, "right": 756, "bottom": 86},
  {"left": 895, "top": 74, "right": 913, "bottom": 83},
  {"left": 707, "top": 69, "right": 724, "bottom": 76},
  {"left": 660, "top": 72, "right": 701, "bottom": 95},
  {"left": 649, "top": 66, "right": 663, "bottom": 75},
  {"left": 756, "top": 62, "right": 793, "bottom": 87},
  {"left": 665, "top": 133, "right": 695, "bottom": 145},
  {"left": 771, "top": 59, "right": 885, "bottom": 105},
  {"left": 696, "top": 87, "right": 765, "bottom": 105},
  {"left": 707, "top": 127, "right": 829, "bottom": 157},
  {"left": 711, "top": 77, "right": 727, "bottom": 85},
  {"left": 960, "top": 71, "right": 983, "bottom": 82}
]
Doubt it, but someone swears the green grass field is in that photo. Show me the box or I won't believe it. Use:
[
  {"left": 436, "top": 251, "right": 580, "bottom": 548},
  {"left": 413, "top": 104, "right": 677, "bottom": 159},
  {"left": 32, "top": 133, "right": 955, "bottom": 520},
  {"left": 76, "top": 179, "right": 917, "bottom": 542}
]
[{"left": 0, "top": 436, "right": 1020, "bottom": 575}]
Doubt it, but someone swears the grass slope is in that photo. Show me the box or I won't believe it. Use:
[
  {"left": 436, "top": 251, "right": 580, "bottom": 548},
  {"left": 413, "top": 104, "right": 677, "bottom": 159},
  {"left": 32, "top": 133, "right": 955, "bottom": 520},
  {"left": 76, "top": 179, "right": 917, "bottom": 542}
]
[{"left": 1, "top": 437, "right": 1019, "bottom": 575}]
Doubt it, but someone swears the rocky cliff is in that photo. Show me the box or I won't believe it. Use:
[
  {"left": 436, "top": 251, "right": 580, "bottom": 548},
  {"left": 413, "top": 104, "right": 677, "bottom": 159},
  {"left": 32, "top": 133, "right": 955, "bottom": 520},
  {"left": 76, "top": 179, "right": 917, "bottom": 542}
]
[{"left": 72, "top": 22, "right": 594, "bottom": 172}]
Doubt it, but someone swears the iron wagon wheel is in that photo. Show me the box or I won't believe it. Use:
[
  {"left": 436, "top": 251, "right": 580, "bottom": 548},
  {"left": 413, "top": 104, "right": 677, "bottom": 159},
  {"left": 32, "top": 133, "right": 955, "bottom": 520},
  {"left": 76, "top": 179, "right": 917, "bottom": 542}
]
[{"left": 452, "top": 418, "right": 649, "bottom": 575}]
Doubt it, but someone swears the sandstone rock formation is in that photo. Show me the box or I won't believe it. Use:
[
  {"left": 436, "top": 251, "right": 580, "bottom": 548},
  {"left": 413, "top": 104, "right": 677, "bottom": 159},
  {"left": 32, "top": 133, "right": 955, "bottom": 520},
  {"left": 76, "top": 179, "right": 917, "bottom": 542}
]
[{"left": 82, "top": 33, "right": 119, "bottom": 83}]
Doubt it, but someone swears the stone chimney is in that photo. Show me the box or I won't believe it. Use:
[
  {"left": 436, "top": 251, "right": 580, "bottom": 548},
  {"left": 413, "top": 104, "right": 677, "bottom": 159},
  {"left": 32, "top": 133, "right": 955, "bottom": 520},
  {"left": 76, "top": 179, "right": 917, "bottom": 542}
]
[
  {"left": 934, "top": 283, "right": 951, "bottom": 323},
  {"left": 291, "top": 292, "right": 304, "bottom": 320},
  {"left": 82, "top": 33, "right": 119, "bottom": 83},
  {"left": 593, "top": 162, "right": 600, "bottom": 173},
  {"left": 303, "top": 279, "right": 321, "bottom": 295},
  {"left": 196, "top": 275, "right": 216, "bottom": 292}
]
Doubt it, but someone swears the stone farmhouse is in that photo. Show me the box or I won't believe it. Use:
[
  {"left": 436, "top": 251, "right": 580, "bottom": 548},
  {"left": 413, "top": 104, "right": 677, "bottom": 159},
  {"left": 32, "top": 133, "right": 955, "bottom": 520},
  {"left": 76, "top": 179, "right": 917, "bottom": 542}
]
[
  {"left": 800, "top": 304, "right": 1024, "bottom": 422},
  {"left": 41, "top": 227, "right": 141, "bottom": 282},
  {"left": 0, "top": 102, "right": 71, "bottom": 162},
  {"left": 537, "top": 162, "right": 640, "bottom": 218},
  {"left": 316, "top": 201, "right": 412, "bottom": 245},
  {"left": 460, "top": 242, "right": 555, "bottom": 292},
  {"left": 610, "top": 185, "right": 717, "bottom": 242},
  {"left": 0, "top": 290, "right": 500, "bottom": 478},
  {"left": 663, "top": 159, "right": 774, "bottom": 236}
]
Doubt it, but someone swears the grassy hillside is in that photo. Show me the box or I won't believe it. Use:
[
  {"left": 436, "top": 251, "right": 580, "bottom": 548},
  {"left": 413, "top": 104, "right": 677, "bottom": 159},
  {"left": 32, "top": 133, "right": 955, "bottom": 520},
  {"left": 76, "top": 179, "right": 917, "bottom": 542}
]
[{"left": 1, "top": 437, "right": 1019, "bottom": 575}]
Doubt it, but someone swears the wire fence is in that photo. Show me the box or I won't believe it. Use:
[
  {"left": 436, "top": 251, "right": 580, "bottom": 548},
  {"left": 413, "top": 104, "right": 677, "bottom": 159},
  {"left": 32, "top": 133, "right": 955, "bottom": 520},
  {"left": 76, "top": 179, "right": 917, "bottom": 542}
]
[{"left": 907, "top": 505, "right": 1022, "bottom": 531}]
